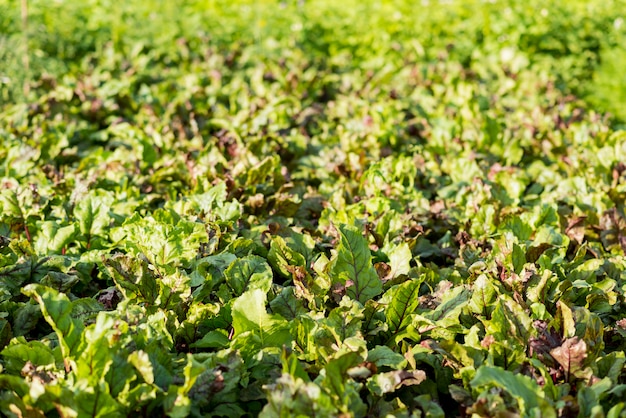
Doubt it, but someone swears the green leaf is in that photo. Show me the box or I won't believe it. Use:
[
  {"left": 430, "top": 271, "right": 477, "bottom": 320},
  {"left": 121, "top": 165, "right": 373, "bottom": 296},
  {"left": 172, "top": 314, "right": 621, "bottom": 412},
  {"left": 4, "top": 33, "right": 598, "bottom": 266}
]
[
  {"left": 22, "top": 284, "right": 84, "bottom": 364},
  {"left": 269, "top": 286, "right": 307, "bottom": 320},
  {"left": 189, "top": 331, "right": 230, "bottom": 349},
  {"left": 74, "top": 190, "right": 113, "bottom": 247},
  {"left": 511, "top": 243, "right": 526, "bottom": 274},
  {"left": 331, "top": 224, "right": 382, "bottom": 305},
  {"left": 468, "top": 274, "right": 497, "bottom": 317},
  {"left": 232, "top": 289, "right": 291, "bottom": 348},
  {"left": 12, "top": 301, "right": 41, "bottom": 337},
  {"left": 470, "top": 366, "right": 556, "bottom": 417},
  {"left": 164, "top": 354, "right": 208, "bottom": 418},
  {"left": 0, "top": 318, "right": 11, "bottom": 350},
  {"left": 367, "top": 345, "right": 407, "bottom": 369},
  {"left": 224, "top": 255, "right": 273, "bottom": 296},
  {"left": 157, "top": 270, "right": 191, "bottom": 311},
  {"left": 384, "top": 242, "right": 412, "bottom": 279},
  {"left": 1, "top": 338, "right": 56, "bottom": 374},
  {"left": 426, "top": 286, "right": 470, "bottom": 326},
  {"left": 321, "top": 350, "right": 366, "bottom": 407},
  {"left": 485, "top": 295, "right": 532, "bottom": 347},
  {"left": 0, "top": 190, "right": 24, "bottom": 220},
  {"left": 385, "top": 279, "right": 421, "bottom": 339},
  {"left": 74, "top": 313, "right": 116, "bottom": 384},
  {"left": 323, "top": 297, "right": 364, "bottom": 344},
  {"left": 190, "top": 252, "right": 236, "bottom": 291},
  {"left": 104, "top": 254, "right": 159, "bottom": 305},
  {"left": 74, "top": 381, "right": 123, "bottom": 418},
  {"left": 268, "top": 236, "right": 307, "bottom": 279},
  {"left": 261, "top": 374, "right": 338, "bottom": 417},
  {"left": 367, "top": 370, "right": 427, "bottom": 396},
  {"left": 34, "top": 221, "right": 78, "bottom": 255},
  {"left": 183, "top": 182, "right": 242, "bottom": 221},
  {"left": 128, "top": 350, "right": 155, "bottom": 384},
  {"left": 119, "top": 210, "right": 207, "bottom": 267}
]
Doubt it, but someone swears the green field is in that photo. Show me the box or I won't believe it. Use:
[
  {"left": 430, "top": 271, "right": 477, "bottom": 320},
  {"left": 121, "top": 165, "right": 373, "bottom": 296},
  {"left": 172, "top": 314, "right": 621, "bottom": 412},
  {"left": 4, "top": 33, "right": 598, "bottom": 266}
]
[{"left": 1, "top": 0, "right": 626, "bottom": 416}]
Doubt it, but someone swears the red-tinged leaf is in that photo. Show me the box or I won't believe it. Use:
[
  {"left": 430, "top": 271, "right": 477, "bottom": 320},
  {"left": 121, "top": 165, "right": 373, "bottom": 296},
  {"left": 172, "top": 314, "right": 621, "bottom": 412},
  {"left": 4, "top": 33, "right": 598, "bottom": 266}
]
[{"left": 550, "top": 337, "right": 592, "bottom": 382}]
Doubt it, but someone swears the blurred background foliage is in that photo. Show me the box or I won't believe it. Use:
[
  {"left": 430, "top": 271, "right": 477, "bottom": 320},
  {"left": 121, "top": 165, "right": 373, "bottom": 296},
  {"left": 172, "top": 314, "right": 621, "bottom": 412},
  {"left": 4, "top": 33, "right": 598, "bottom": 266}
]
[{"left": 0, "top": 0, "right": 625, "bottom": 123}]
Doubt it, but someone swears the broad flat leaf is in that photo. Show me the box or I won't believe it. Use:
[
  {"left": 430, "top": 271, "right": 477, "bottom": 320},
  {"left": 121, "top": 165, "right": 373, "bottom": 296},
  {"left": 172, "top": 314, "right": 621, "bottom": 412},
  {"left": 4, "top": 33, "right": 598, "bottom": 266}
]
[
  {"left": 74, "top": 313, "right": 116, "bottom": 384},
  {"left": 260, "top": 374, "right": 338, "bottom": 417},
  {"left": 107, "top": 353, "right": 138, "bottom": 398},
  {"left": 224, "top": 238, "right": 257, "bottom": 258},
  {"left": 426, "top": 286, "right": 470, "bottom": 326},
  {"left": 183, "top": 182, "right": 242, "bottom": 221},
  {"left": 34, "top": 221, "right": 77, "bottom": 255},
  {"left": 12, "top": 302, "right": 41, "bottom": 337},
  {"left": 0, "top": 318, "right": 11, "bottom": 351},
  {"left": 550, "top": 337, "right": 591, "bottom": 382},
  {"left": 553, "top": 300, "right": 576, "bottom": 339},
  {"left": 511, "top": 243, "right": 526, "bottom": 274},
  {"left": 244, "top": 155, "right": 280, "bottom": 189},
  {"left": 321, "top": 350, "right": 364, "bottom": 400},
  {"left": 468, "top": 274, "right": 497, "bottom": 316},
  {"left": 577, "top": 378, "right": 613, "bottom": 418},
  {"left": 331, "top": 224, "right": 382, "bottom": 305},
  {"left": 231, "top": 289, "right": 291, "bottom": 348},
  {"left": 384, "top": 242, "right": 412, "bottom": 279},
  {"left": 224, "top": 255, "right": 273, "bottom": 296},
  {"left": 269, "top": 286, "right": 307, "bottom": 320},
  {"left": 74, "top": 191, "right": 113, "bottom": 245},
  {"left": 596, "top": 352, "right": 625, "bottom": 384},
  {"left": 157, "top": 270, "right": 192, "bottom": 311},
  {"left": 385, "top": 279, "right": 421, "bottom": 338},
  {"left": 41, "top": 271, "right": 80, "bottom": 293},
  {"left": 164, "top": 354, "right": 211, "bottom": 418},
  {"left": 104, "top": 254, "right": 159, "bottom": 305},
  {"left": 526, "top": 242, "right": 553, "bottom": 264},
  {"left": 291, "top": 316, "right": 319, "bottom": 362},
  {"left": 22, "top": 284, "right": 84, "bottom": 363},
  {"left": 120, "top": 210, "right": 207, "bottom": 267},
  {"left": 608, "top": 404, "right": 626, "bottom": 418},
  {"left": 367, "top": 346, "right": 407, "bottom": 369},
  {"left": 128, "top": 350, "right": 154, "bottom": 385},
  {"left": 574, "top": 308, "right": 604, "bottom": 361},
  {"left": 189, "top": 331, "right": 230, "bottom": 349},
  {"left": 502, "top": 216, "right": 532, "bottom": 242},
  {"left": 0, "top": 190, "right": 24, "bottom": 219},
  {"left": 268, "top": 236, "right": 307, "bottom": 279},
  {"left": 75, "top": 381, "right": 123, "bottom": 417},
  {"left": 1, "top": 338, "right": 56, "bottom": 374},
  {"left": 175, "top": 301, "right": 221, "bottom": 344},
  {"left": 470, "top": 366, "right": 556, "bottom": 417},
  {"left": 367, "top": 370, "right": 427, "bottom": 396},
  {"left": 323, "top": 297, "right": 364, "bottom": 342},
  {"left": 0, "top": 374, "right": 30, "bottom": 399},
  {"left": 190, "top": 252, "right": 237, "bottom": 296},
  {"left": 280, "top": 348, "right": 311, "bottom": 383},
  {"left": 485, "top": 295, "right": 532, "bottom": 346}
]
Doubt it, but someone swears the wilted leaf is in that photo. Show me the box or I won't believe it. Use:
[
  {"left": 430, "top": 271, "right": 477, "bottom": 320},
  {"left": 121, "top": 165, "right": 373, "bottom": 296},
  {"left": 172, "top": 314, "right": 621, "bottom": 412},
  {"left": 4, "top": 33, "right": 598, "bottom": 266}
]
[
  {"left": 367, "top": 369, "right": 427, "bottom": 396},
  {"left": 550, "top": 337, "right": 591, "bottom": 382}
]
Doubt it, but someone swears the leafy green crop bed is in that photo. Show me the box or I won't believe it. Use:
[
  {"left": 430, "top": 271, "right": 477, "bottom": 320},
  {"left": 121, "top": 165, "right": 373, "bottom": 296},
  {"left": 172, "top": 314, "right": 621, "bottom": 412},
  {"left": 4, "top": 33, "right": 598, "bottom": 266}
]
[{"left": 1, "top": 0, "right": 626, "bottom": 416}]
